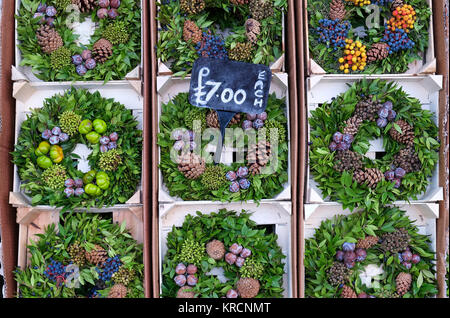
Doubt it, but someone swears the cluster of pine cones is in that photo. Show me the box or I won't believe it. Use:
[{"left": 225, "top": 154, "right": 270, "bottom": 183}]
[
  {"left": 393, "top": 146, "right": 422, "bottom": 173},
  {"left": 68, "top": 242, "right": 109, "bottom": 267},
  {"left": 379, "top": 228, "right": 411, "bottom": 254}
]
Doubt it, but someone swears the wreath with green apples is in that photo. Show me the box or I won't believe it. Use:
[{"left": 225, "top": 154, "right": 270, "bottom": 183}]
[
  {"left": 16, "top": 0, "right": 141, "bottom": 82},
  {"left": 158, "top": 92, "right": 289, "bottom": 202},
  {"left": 12, "top": 88, "right": 142, "bottom": 210},
  {"left": 305, "top": 206, "right": 438, "bottom": 298},
  {"left": 161, "top": 209, "right": 286, "bottom": 298},
  {"left": 14, "top": 213, "right": 144, "bottom": 298},
  {"left": 156, "top": 0, "right": 287, "bottom": 77},
  {"left": 309, "top": 79, "right": 439, "bottom": 212}
]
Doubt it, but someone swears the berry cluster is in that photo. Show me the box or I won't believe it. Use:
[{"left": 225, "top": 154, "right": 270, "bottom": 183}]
[
  {"left": 95, "top": 255, "right": 122, "bottom": 282},
  {"left": 33, "top": 4, "right": 57, "bottom": 26},
  {"left": 44, "top": 258, "right": 68, "bottom": 283},
  {"left": 227, "top": 167, "right": 251, "bottom": 193},
  {"left": 315, "top": 19, "right": 351, "bottom": 50},
  {"left": 382, "top": 27, "right": 415, "bottom": 53},
  {"left": 339, "top": 39, "right": 367, "bottom": 73},
  {"left": 329, "top": 131, "right": 354, "bottom": 152},
  {"left": 172, "top": 129, "right": 196, "bottom": 152},
  {"left": 397, "top": 247, "right": 421, "bottom": 269},
  {"left": 97, "top": 0, "right": 121, "bottom": 20},
  {"left": 64, "top": 178, "right": 84, "bottom": 197},
  {"left": 335, "top": 242, "right": 366, "bottom": 269},
  {"left": 375, "top": 100, "right": 397, "bottom": 128},
  {"left": 345, "top": 0, "right": 371, "bottom": 7},
  {"left": 225, "top": 243, "right": 252, "bottom": 267},
  {"left": 99, "top": 132, "right": 119, "bottom": 153},
  {"left": 72, "top": 50, "right": 97, "bottom": 76},
  {"left": 42, "top": 126, "right": 69, "bottom": 145},
  {"left": 242, "top": 111, "right": 267, "bottom": 130},
  {"left": 388, "top": 4, "right": 416, "bottom": 32},
  {"left": 174, "top": 263, "right": 199, "bottom": 287},
  {"left": 195, "top": 31, "right": 228, "bottom": 60},
  {"left": 384, "top": 166, "right": 405, "bottom": 188}
]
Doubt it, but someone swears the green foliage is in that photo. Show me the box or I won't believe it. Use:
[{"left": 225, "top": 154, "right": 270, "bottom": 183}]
[
  {"left": 304, "top": 206, "right": 438, "bottom": 298},
  {"left": 11, "top": 88, "right": 142, "bottom": 210},
  {"left": 50, "top": 0, "right": 72, "bottom": 11},
  {"left": 308, "top": 79, "right": 439, "bottom": 212},
  {"left": 161, "top": 209, "right": 286, "bottom": 298},
  {"left": 50, "top": 47, "right": 72, "bottom": 71},
  {"left": 14, "top": 213, "right": 144, "bottom": 298}
]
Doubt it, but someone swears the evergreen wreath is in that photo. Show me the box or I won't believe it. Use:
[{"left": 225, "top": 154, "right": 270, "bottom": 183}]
[
  {"left": 158, "top": 92, "right": 289, "bottom": 202},
  {"left": 308, "top": 0, "right": 431, "bottom": 74},
  {"left": 12, "top": 88, "right": 142, "bottom": 210},
  {"left": 16, "top": 0, "right": 141, "bottom": 81},
  {"left": 305, "top": 206, "right": 437, "bottom": 298},
  {"left": 309, "top": 79, "right": 439, "bottom": 212},
  {"left": 161, "top": 209, "right": 286, "bottom": 298},
  {"left": 14, "top": 213, "right": 144, "bottom": 298},
  {"left": 156, "top": 0, "right": 287, "bottom": 77}
]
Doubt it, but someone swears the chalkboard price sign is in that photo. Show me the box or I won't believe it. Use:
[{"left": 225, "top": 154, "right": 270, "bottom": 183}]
[{"left": 189, "top": 57, "right": 272, "bottom": 114}]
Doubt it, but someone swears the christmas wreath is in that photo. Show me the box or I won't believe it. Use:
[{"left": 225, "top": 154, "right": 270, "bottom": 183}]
[
  {"left": 156, "top": 0, "right": 286, "bottom": 77},
  {"left": 161, "top": 209, "right": 286, "bottom": 298},
  {"left": 16, "top": 0, "right": 141, "bottom": 81},
  {"left": 12, "top": 88, "right": 142, "bottom": 210},
  {"left": 158, "top": 92, "right": 289, "bottom": 202},
  {"left": 305, "top": 206, "right": 438, "bottom": 298},
  {"left": 14, "top": 213, "right": 144, "bottom": 298},
  {"left": 308, "top": 0, "right": 431, "bottom": 74},
  {"left": 309, "top": 79, "right": 439, "bottom": 212}
]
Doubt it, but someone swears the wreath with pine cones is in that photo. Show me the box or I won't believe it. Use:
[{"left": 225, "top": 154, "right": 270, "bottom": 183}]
[
  {"left": 16, "top": 0, "right": 141, "bottom": 81},
  {"left": 158, "top": 92, "right": 289, "bottom": 202},
  {"left": 14, "top": 213, "right": 144, "bottom": 298},
  {"left": 12, "top": 88, "right": 142, "bottom": 210},
  {"left": 156, "top": 0, "right": 286, "bottom": 77},
  {"left": 308, "top": 0, "right": 431, "bottom": 74},
  {"left": 161, "top": 209, "right": 286, "bottom": 298},
  {"left": 309, "top": 79, "right": 439, "bottom": 212},
  {"left": 305, "top": 206, "right": 438, "bottom": 298}
]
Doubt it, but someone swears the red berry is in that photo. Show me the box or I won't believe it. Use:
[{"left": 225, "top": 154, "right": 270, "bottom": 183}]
[
  {"left": 225, "top": 253, "right": 237, "bottom": 265},
  {"left": 229, "top": 243, "right": 243, "bottom": 255},
  {"left": 187, "top": 264, "right": 198, "bottom": 275}
]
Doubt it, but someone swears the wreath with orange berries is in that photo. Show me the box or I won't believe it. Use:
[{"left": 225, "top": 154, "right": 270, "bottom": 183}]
[{"left": 308, "top": 0, "right": 431, "bottom": 74}]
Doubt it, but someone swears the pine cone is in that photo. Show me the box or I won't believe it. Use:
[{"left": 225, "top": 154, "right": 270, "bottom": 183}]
[
  {"left": 85, "top": 245, "right": 108, "bottom": 267},
  {"left": 247, "top": 140, "right": 271, "bottom": 174},
  {"left": 206, "top": 240, "right": 226, "bottom": 260},
  {"left": 393, "top": 146, "right": 422, "bottom": 173},
  {"left": 183, "top": 20, "right": 202, "bottom": 44},
  {"left": 71, "top": 0, "right": 96, "bottom": 13},
  {"left": 245, "top": 18, "right": 261, "bottom": 43},
  {"left": 367, "top": 42, "right": 390, "bottom": 63},
  {"left": 363, "top": 168, "right": 384, "bottom": 188},
  {"left": 92, "top": 38, "right": 113, "bottom": 64},
  {"left": 391, "top": 0, "right": 404, "bottom": 10},
  {"left": 329, "top": 0, "right": 346, "bottom": 21},
  {"left": 180, "top": 0, "right": 205, "bottom": 15},
  {"left": 108, "top": 284, "right": 128, "bottom": 298},
  {"left": 236, "top": 278, "right": 260, "bottom": 298},
  {"left": 389, "top": 120, "right": 415, "bottom": 146},
  {"left": 380, "top": 228, "right": 410, "bottom": 254},
  {"left": 334, "top": 150, "right": 363, "bottom": 172},
  {"left": 343, "top": 116, "right": 363, "bottom": 136},
  {"left": 341, "top": 285, "right": 357, "bottom": 298},
  {"left": 327, "top": 262, "right": 351, "bottom": 286},
  {"left": 396, "top": 272, "right": 412, "bottom": 296},
  {"left": 36, "top": 25, "right": 63, "bottom": 54},
  {"left": 249, "top": 0, "right": 274, "bottom": 21},
  {"left": 357, "top": 236, "right": 379, "bottom": 249},
  {"left": 177, "top": 153, "right": 206, "bottom": 179},
  {"left": 354, "top": 97, "right": 383, "bottom": 122},
  {"left": 230, "top": 0, "right": 250, "bottom": 4},
  {"left": 353, "top": 169, "right": 366, "bottom": 184},
  {"left": 206, "top": 111, "right": 241, "bottom": 128}
]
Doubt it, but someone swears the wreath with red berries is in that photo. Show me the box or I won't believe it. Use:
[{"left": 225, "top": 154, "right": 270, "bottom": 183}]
[
  {"left": 309, "top": 79, "right": 439, "bottom": 212},
  {"left": 305, "top": 206, "right": 437, "bottom": 298},
  {"left": 308, "top": 0, "right": 431, "bottom": 74}
]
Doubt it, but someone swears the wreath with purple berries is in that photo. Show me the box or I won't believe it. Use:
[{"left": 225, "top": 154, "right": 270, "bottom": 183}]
[{"left": 309, "top": 79, "right": 439, "bottom": 212}]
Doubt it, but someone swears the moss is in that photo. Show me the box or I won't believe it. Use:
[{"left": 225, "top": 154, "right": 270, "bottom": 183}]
[{"left": 50, "top": 47, "right": 72, "bottom": 71}]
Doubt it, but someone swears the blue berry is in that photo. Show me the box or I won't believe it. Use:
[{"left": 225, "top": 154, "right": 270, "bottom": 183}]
[
  {"left": 239, "top": 178, "right": 251, "bottom": 190},
  {"left": 387, "top": 109, "right": 397, "bottom": 122},
  {"left": 72, "top": 55, "right": 83, "bottom": 66},
  {"left": 226, "top": 171, "right": 237, "bottom": 181},
  {"left": 395, "top": 167, "right": 406, "bottom": 178},
  {"left": 333, "top": 132, "right": 343, "bottom": 143},
  {"left": 76, "top": 64, "right": 87, "bottom": 76},
  {"left": 253, "top": 119, "right": 264, "bottom": 129},
  {"left": 229, "top": 181, "right": 240, "bottom": 193},
  {"left": 342, "top": 242, "right": 355, "bottom": 252},
  {"left": 236, "top": 166, "right": 248, "bottom": 178}
]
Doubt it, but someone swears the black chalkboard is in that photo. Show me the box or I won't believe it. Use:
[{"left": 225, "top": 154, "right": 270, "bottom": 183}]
[{"left": 189, "top": 57, "right": 272, "bottom": 114}]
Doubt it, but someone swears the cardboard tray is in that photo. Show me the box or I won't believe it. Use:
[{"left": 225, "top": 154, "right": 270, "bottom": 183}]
[
  {"left": 13, "top": 0, "right": 143, "bottom": 83},
  {"left": 305, "top": 75, "right": 444, "bottom": 204},
  {"left": 156, "top": 74, "right": 292, "bottom": 203},
  {"left": 303, "top": 0, "right": 436, "bottom": 76}
]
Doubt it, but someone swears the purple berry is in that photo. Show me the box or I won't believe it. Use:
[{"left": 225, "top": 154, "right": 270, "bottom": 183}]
[
  {"left": 59, "top": 133, "right": 69, "bottom": 142},
  {"left": 108, "top": 8, "right": 119, "bottom": 19},
  {"left": 189, "top": 141, "right": 196, "bottom": 151},
  {"left": 37, "top": 3, "right": 47, "bottom": 13},
  {"left": 342, "top": 134, "right": 354, "bottom": 144},
  {"left": 401, "top": 251, "right": 412, "bottom": 262},
  {"left": 345, "top": 261, "right": 355, "bottom": 269},
  {"left": 383, "top": 101, "right": 393, "bottom": 110},
  {"left": 385, "top": 170, "right": 395, "bottom": 181},
  {"left": 175, "top": 263, "right": 186, "bottom": 275},
  {"left": 411, "top": 254, "right": 420, "bottom": 264},
  {"left": 358, "top": 292, "right": 368, "bottom": 298},
  {"left": 97, "top": 8, "right": 108, "bottom": 19},
  {"left": 336, "top": 142, "right": 349, "bottom": 151},
  {"left": 378, "top": 107, "right": 389, "bottom": 119},
  {"left": 226, "top": 171, "right": 237, "bottom": 181},
  {"left": 82, "top": 50, "right": 92, "bottom": 60},
  {"left": 246, "top": 113, "right": 257, "bottom": 121},
  {"left": 377, "top": 117, "right": 388, "bottom": 128},
  {"left": 329, "top": 142, "right": 338, "bottom": 152},
  {"left": 85, "top": 58, "right": 96, "bottom": 70},
  {"left": 336, "top": 250, "right": 345, "bottom": 261},
  {"left": 242, "top": 120, "right": 253, "bottom": 130},
  {"left": 395, "top": 167, "right": 406, "bottom": 178},
  {"left": 98, "top": 0, "right": 110, "bottom": 7},
  {"left": 235, "top": 257, "right": 245, "bottom": 267},
  {"left": 342, "top": 242, "right": 355, "bottom": 252},
  {"left": 45, "top": 6, "right": 57, "bottom": 17},
  {"left": 107, "top": 141, "right": 117, "bottom": 150},
  {"left": 187, "top": 275, "right": 198, "bottom": 286},
  {"left": 240, "top": 248, "right": 251, "bottom": 258},
  {"left": 100, "top": 136, "right": 110, "bottom": 145},
  {"left": 49, "top": 135, "right": 60, "bottom": 145},
  {"left": 109, "top": 132, "right": 119, "bottom": 142},
  {"left": 100, "top": 145, "right": 108, "bottom": 153},
  {"left": 253, "top": 119, "right": 264, "bottom": 129},
  {"left": 33, "top": 12, "right": 45, "bottom": 23},
  {"left": 229, "top": 243, "right": 243, "bottom": 255},
  {"left": 239, "top": 178, "right": 251, "bottom": 190},
  {"left": 110, "top": 0, "right": 121, "bottom": 8},
  {"left": 76, "top": 64, "right": 87, "bottom": 76},
  {"left": 256, "top": 112, "right": 267, "bottom": 121},
  {"left": 226, "top": 289, "right": 238, "bottom": 298},
  {"left": 344, "top": 251, "right": 356, "bottom": 263},
  {"left": 174, "top": 275, "right": 186, "bottom": 287},
  {"left": 236, "top": 166, "right": 248, "bottom": 178},
  {"left": 72, "top": 55, "right": 83, "bottom": 66},
  {"left": 229, "top": 181, "right": 240, "bottom": 193},
  {"left": 387, "top": 109, "right": 397, "bottom": 122},
  {"left": 398, "top": 253, "right": 403, "bottom": 262},
  {"left": 65, "top": 179, "right": 75, "bottom": 188},
  {"left": 64, "top": 187, "right": 74, "bottom": 197},
  {"left": 74, "top": 187, "right": 85, "bottom": 196},
  {"left": 393, "top": 178, "right": 401, "bottom": 188},
  {"left": 173, "top": 140, "right": 184, "bottom": 151},
  {"left": 333, "top": 132, "right": 343, "bottom": 143},
  {"left": 74, "top": 179, "right": 83, "bottom": 188},
  {"left": 225, "top": 252, "right": 237, "bottom": 265},
  {"left": 51, "top": 127, "right": 62, "bottom": 136},
  {"left": 402, "top": 261, "right": 412, "bottom": 269},
  {"left": 187, "top": 264, "right": 197, "bottom": 275},
  {"left": 355, "top": 248, "right": 367, "bottom": 262},
  {"left": 46, "top": 17, "right": 55, "bottom": 26}
]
